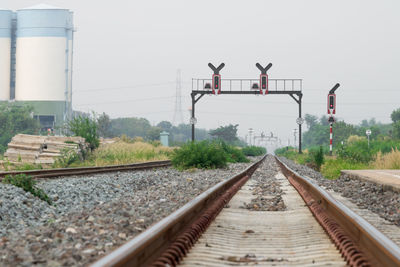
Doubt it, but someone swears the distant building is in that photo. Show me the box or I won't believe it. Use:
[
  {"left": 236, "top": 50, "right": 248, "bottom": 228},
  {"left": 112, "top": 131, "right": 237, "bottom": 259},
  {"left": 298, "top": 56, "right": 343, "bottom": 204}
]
[{"left": 0, "top": 4, "right": 75, "bottom": 132}]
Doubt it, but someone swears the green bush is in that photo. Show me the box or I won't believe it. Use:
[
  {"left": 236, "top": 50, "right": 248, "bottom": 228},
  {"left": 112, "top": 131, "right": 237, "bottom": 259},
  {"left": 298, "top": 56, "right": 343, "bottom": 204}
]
[
  {"left": 310, "top": 146, "right": 324, "bottom": 171},
  {"left": 337, "top": 139, "right": 400, "bottom": 163},
  {"left": 218, "top": 140, "right": 249, "bottom": 163},
  {"left": 53, "top": 148, "right": 80, "bottom": 168},
  {"left": 2, "top": 174, "right": 52, "bottom": 204},
  {"left": 241, "top": 146, "right": 267, "bottom": 156},
  {"left": 68, "top": 115, "right": 99, "bottom": 151},
  {"left": 275, "top": 146, "right": 297, "bottom": 159},
  {"left": 171, "top": 140, "right": 228, "bottom": 169},
  {"left": 321, "top": 158, "right": 369, "bottom": 180}
]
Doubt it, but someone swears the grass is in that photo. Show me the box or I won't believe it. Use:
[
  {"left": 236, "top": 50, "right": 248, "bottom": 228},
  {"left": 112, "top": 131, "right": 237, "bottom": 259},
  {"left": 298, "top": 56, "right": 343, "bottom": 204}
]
[
  {"left": 241, "top": 146, "right": 267, "bottom": 156},
  {"left": 321, "top": 158, "right": 370, "bottom": 180},
  {"left": 2, "top": 174, "right": 52, "bottom": 204},
  {"left": 1, "top": 140, "right": 174, "bottom": 170},
  {"left": 74, "top": 141, "right": 174, "bottom": 167},
  {"left": 0, "top": 160, "right": 43, "bottom": 171},
  {"left": 371, "top": 148, "right": 400, "bottom": 169},
  {"left": 275, "top": 147, "right": 312, "bottom": 165},
  {"left": 275, "top": 147, "right": 369, "bottom": 180}
]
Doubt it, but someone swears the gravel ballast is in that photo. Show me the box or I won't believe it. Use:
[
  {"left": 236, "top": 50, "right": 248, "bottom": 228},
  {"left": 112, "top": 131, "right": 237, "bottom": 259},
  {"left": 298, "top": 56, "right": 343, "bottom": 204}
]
[
  {"left": 278, "top": 157, "right": 400, "bottom": 226},
  {"left": 2, "top": 155, "right": 398, "bottom": 266},
  {"left": 0, "top": 160, "right": 258, "bottom": 266},
  {"left": 242, "top": 156, "right": 286, "bottom": 211}
]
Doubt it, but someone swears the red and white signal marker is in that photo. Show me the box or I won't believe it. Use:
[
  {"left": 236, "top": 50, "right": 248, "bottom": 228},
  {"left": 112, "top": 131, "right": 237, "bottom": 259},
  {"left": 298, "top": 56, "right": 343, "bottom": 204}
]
[
  {"left": 260, "top": 74, "right": 268, "bottom": 95},
  {"left": 256, "top": 63, "right": 272, "bottom": 95},
  {"left": 327, "top": 83, "right": 340, "bottom": 155},
  {"left": 212, "top": 74, "right": 221, "bottom": 95},
  {"left": 327, "top": 94, "right": 336, "bottom": 115},
  {"left": 208, "top": 63, "right": 225, "bottom": 95}
]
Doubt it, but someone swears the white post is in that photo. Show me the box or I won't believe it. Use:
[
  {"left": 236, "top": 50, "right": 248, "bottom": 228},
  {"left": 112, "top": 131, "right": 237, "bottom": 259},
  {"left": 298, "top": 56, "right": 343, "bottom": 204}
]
[
  {"left": 366, "top": 129, "right": 371, "bottom": 149},
  {"left": 330, "top": 122, "right": 333, "bottom": 156}
]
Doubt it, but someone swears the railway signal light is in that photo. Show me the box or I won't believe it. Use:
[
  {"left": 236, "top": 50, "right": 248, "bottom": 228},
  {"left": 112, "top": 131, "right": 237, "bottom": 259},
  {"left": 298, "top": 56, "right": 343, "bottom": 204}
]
[
  {"left": 328, "top": 94, "right": 336, "bottom": 114},
  {"left": 256, "top": 62, "right": 272, "bottom": 95},
  {"left": 212, "top": 74, "right": 221, "bottom": 94},
  {"left": 260, "top": 74, "right": 268, "bottom": 90},
  {"left": 327, "top": 83, "right": 340, "bottom": 156},
  {"left": 327, "top": 84, "right": 339, "bottom": 115},
  {"left": 208, "top": 63, "right": 225, "bottom": 95}
]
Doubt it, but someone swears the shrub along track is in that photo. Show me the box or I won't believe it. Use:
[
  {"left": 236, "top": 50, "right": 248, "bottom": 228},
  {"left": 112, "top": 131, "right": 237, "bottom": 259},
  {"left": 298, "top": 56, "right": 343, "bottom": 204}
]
[{"left": 91, "top": 155, "right": 400, "bottom": 267}]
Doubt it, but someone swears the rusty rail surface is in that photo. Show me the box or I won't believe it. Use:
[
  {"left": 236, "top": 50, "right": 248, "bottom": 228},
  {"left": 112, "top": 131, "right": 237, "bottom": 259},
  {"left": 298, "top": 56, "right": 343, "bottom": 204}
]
[
  {"left": 0, "top": 160, "right": 171, "bottom": 180},
  {"left": 91, "top": 156, "right": 266, "bottom": 267},
  {"left": 275, "top": 157, "right": 400, "bottom": 267}
]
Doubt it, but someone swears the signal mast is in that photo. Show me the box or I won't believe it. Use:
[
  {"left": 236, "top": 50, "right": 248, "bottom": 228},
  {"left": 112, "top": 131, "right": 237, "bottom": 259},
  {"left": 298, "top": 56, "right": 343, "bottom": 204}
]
[{"left": 327, "top": 83, "right": 340, "bottom": 155}]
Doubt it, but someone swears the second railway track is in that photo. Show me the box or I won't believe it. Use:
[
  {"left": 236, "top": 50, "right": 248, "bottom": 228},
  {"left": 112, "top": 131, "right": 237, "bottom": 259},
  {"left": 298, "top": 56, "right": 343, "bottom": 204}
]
[
  {"left": 92, "top": 155, "right": 400, "bottom": 267},
  {"left": 0, "top": 160, "right": 171, "bottom": 180}
]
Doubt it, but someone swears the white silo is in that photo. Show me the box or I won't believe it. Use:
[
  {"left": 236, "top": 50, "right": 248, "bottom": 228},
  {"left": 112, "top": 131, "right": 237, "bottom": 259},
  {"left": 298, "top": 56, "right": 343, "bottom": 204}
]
[
  {"left": 67, "top": 11, "right": 74, "bottom": 118},
  {"left": 15, "top": 4, "right": 74, "bottom": 129},
  {"left": 0, "top": 9, "right": 12, "bottom": 101}
]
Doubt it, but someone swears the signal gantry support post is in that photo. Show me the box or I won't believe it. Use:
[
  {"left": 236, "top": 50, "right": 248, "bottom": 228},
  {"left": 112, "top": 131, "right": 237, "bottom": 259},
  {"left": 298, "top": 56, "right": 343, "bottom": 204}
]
[
  {"left": 191, "top": 63, "right": 303, "bottom": 153},
  {"left": 191, "top": 92, "right": 205, "bottom": 141},
  {"left": 289, "top": 93, "right": 303, "bottom": 153}
]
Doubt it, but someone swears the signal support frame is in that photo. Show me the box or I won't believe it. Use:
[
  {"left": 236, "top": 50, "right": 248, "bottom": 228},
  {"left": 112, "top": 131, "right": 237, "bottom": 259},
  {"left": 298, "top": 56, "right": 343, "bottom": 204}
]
[{"left": 190, "top": 77, "right": 303, "bottom": 153}]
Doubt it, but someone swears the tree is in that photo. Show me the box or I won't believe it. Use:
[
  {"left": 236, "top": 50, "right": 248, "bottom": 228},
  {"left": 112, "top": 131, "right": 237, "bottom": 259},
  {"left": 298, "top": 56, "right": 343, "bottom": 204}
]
[
  {"left": 97, "top": 112, "right": 112, "bottom": 138},
  {"left": 209, "top": 124, "right": 239, "bottom": 143},
  {"left": 391, "top": 108, "right": 400, "bottom": 123},
  {"left": 369, "top": 118, "right": 377, "bottom": 126},
  {"left": 146, "top": 127, "right": 162, "bottom": 141},
  {"left": 157, "top": 121, "right": 172, "bottom": 131},
  {"left": 319, "top": 115, "right": 329, "bottom": 126},
  {"left": 304, "top": 114, "right": 318, "bottom": 129},
  {"left": 303, "top": 124, "right": 328, "bottom": 147},
  {"left": 110, "top": 117, "right": 151, "bottom": 137},
  {"left": 390, "top": 108, "right": 400, "bottom": 139},
  {"left": 303, "top": 119, "right": 359, "bottom": 148},
  {"left": 0, "top": 103, "right": 39, "bottom": 154},
  {"left": 68, "top": 115, "right": 99, "bottom": 151},
  {"left": 360, "top": 119, "right": 369, "bottom": 127},
  {"left": 332, "top": 121, "right": 358, "bottom": 145}
]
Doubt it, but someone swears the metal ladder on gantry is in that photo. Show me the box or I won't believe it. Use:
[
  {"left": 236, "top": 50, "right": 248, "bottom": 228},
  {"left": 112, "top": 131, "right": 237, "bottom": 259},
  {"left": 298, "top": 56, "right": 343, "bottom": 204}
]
[{"left": 190, "top": 63, "right": 304, "bottom": 153}]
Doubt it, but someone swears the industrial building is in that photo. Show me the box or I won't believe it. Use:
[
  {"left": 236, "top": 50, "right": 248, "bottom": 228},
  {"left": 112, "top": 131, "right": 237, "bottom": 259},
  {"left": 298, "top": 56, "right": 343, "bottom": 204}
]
[{"left": 0, "top": 4, "right": 74, "bottom": 132}]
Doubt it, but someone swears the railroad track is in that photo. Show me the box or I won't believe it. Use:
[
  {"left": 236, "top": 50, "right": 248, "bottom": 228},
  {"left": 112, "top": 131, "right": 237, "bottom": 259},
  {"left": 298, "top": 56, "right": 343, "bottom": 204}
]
[
  {"left": 0, "top": 160, "right": 171, "bottom": 180},
  {"left": 90, "top": 155, "right": 400, "bottom": 267}
]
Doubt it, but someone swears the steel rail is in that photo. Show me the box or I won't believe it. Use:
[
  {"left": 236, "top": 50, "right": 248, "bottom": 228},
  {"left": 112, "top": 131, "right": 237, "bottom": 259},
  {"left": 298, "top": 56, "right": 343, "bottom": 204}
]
[
  {"left": 91, "top": 156, "right": 266, "bottom": 267},
  {"left": 0, "top": 160, "right": 171, "bottom": 180},
  {"left": 275, "top": 156, "right": 400, "bottom": 267}
]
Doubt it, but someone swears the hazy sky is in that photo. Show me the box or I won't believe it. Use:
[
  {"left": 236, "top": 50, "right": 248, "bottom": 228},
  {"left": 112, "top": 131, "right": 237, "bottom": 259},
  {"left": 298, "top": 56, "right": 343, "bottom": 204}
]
[{"left": 3, "top": 0, "right": 400, "bottom": 147}]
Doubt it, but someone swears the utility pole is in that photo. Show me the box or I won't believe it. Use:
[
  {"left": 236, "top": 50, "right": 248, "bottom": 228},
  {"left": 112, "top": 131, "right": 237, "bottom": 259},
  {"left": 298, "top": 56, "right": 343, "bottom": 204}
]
[
  {"left": 293, "top": 129, "right": 297, "bottom": 150},
  {"left": 248, "top": 128, "right": 254, "bottom": 145}
]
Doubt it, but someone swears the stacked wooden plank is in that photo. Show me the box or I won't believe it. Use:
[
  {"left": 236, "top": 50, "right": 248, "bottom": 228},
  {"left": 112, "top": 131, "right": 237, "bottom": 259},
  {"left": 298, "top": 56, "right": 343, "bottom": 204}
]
[{"left": 4, "top": 134, "right": 87, "bottom": 165}]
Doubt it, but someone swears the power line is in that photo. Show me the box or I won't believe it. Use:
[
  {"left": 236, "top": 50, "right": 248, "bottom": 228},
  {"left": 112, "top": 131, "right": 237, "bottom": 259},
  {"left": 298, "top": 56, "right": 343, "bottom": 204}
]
[
  {"left": 110, "top": 110, "right": 175, "bottom": 117},
  {"left": 202, "top": 98, "right": 400, "bottom": 105},
  {"left": 74, "top": 95, "right": 175, "bottom": 106},
  {"left": 196, "top": 110, "right": 390, "bottom": 119},
  {"left": 73, "top": 81, "right": 175, "bottom": 93}
]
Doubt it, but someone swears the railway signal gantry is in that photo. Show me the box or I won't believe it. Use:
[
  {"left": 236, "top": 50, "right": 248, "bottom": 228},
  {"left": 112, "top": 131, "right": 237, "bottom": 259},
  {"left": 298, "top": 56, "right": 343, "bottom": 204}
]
[{"left": 191, "top": 62, "right": 304, "bottom": 153}]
